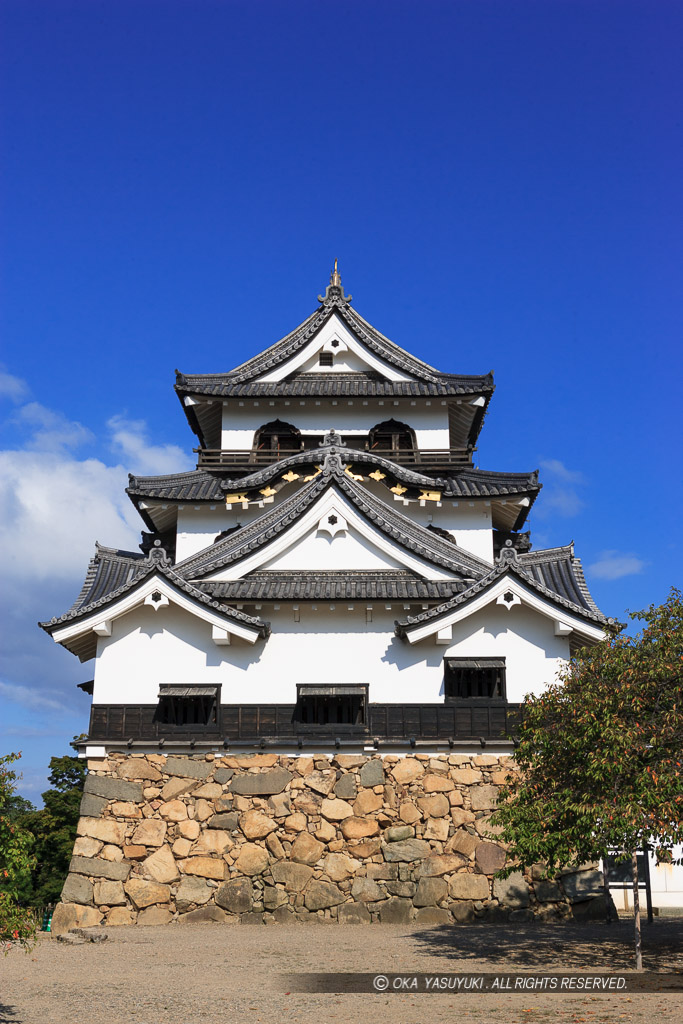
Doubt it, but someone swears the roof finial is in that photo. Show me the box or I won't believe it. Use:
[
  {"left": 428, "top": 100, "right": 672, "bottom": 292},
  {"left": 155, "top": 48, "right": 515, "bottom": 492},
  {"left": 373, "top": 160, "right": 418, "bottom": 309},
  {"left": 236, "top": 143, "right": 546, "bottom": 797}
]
[{"left": 318, "top": 259, "right": 352, "bottom": 306}]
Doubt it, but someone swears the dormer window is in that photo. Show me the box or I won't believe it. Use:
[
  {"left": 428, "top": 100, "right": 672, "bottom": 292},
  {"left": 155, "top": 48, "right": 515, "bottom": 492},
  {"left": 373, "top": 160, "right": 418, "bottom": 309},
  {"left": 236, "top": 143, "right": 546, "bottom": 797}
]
[
  {"left": 319, "top": 352, "right": 334, "bottom": 367},
  {"left": 444, "top": 658, "right": 506, "bottom": 700}
]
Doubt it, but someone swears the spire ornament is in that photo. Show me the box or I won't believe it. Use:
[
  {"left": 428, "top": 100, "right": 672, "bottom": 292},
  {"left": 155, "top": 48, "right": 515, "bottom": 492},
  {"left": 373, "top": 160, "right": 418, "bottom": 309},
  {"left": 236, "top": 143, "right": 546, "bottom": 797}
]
[{"left": 318, "top": 258, "right": 352, "bottom": 306}]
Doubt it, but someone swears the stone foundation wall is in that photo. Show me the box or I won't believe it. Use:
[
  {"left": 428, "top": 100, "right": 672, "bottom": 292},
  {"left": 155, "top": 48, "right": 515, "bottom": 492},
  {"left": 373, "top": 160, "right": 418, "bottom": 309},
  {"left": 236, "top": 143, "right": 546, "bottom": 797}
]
[{"left": 52, "top": 752, "right": 607, "bottom": 933}]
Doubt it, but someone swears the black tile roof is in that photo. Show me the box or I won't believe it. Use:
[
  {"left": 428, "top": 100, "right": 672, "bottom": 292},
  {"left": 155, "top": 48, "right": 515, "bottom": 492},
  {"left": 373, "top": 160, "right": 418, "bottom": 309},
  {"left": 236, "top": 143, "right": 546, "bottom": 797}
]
[
  {"left": 394, "top": 545, "right": 607, "bottom": 638},
  {"left": 175, "top": 300, "right": 494, "bottom": 395},
  {"left": 127, "top": 444, "right": 540, "bottom": 505},
  {"left": 175, "top": 452, "right": 492, "bottom": 581},
  {"left": 40, "top": 546, "right": 269, "bottom": 638},
  {"left": 200, "top": 572, "right": 464, "bottom": 602}
]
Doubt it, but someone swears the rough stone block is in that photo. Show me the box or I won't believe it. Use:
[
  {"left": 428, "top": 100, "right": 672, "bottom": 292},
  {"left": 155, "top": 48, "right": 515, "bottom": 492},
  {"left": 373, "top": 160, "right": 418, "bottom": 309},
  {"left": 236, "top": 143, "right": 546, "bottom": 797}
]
[
  {"left": 561, "top": 869, "right": 604, "bottom": 903},
  {"left": 216, "top": 877, "right": 252, "bottom": 914},
  {"left": 160, "top": 777, "right": 200, "bottom": 801},
  {"left": 117, "top": 759, "right": 162, "bottom": 782},
  {"left": 79, "top": 794, "right": 107, "bottom": 818},
  {"left": 61, "top": 873, "right": 93, "bottom": 906},
  {"left": 451, "top": 900, "right": 476, "bottom": 923},
  {"left": 141, "top": 845, "right": 180, "bottom": 884},
  {"left": 233, "top": 843, "right": 269, "bottom": 876},
  {"left": 446, "top": 830, "right": 479, "bottom": 858},
  {"left": 384, "top": 825, "right": 414, "bottom": 842},
  {"left": 209, "top": 812, "right": 239, "bottom": 831},
  {"left": 291, "top": 831, "right": 324, "bottom": 865},
  {"left": 320, "top": 798, "right": 354, "bottom": 821},
  {"left": 416, "top": 854, "right": 466, "bottom": 878},
  {"left": 271, "top": 861, "right": 314, "bottom": 892},
  {"left": 414, "top": 876, "right": 447, "bottom": 907},
  {"left": 385, "top": 880, "right": 416, "bottom": 898},
  {"left": 423, "top": 774, "right": 454, "bottom": 793},
  {"left": 535, "top": 879, "right": 563, "bottom": 902},
  {"left": 305, "top": 770, "right": 336, "bottom": 795},
  {"left": 333, "top": 755, "right": 366, "bottom": 769},
  {"left": 391, "top": 759, "right": 424, "bottom": 785},
  {"left": 131, "top": 819, "right": 167, "bottom": 847},
  {"left": 378, "top": 897, "right": 414, "bottom": 924},
  {"left": 229, "top": 767, "right": 293, "bottom": 796},
  {"left": 348, "top": 839, "right": 381, "bottom": 859},
  {"left": 353, "top": 790, "right": 383, "bottom": 815},
  {"left": 77, "top": 817, "right": 126, "bottom": 847},
  {"left": 110, "top": 801, "right": 142, "bottom": 818},
  {"left": 163, "top": 756, "right": 213, "bottom": 780},
  {"left": 417, "top": 794, "right": 450, "bottom": 818},
  {"left": 470, "top": 785, "right": 499, "bottom": 811},
  {"left": 137, "top": 906, "right": 173, "bottom": 926},
  {"left": 448, "top": 874, "right": 490, "bottom": 900},
  {"left": 69, "top": 856, "right": 130, "bottom": 881},
  {"left": 475, "top": 842, "right": 506, "bottom": 875},
  {"left": 424, "top": 818, "right": 450, "bottom": 841},
  {"left": 267, "top": 793, "right": 292, "bottom": 818},
  {"left": 340, "top": 816, "right": 380, "bottom": 840},
  {"left": 192, "top": 830, "right": 232, "bottom": 857},
  {"left": 333, "top": 774, "right": 357, "bottom": 800},
  {"left": 263, "top": 885, "right": 289, "bottom": 910},
  {"left": 338, "top": 901, "right": 372, "bottom": 924},
  {"left": 50, "top": 903, "right": 103, "bottom": 935},
  {"left": 304, "top": 880, "right": 345, "bottom": 910},
  {"left": 93, "top": 880, "right": 126, "bottom": 907},
  {"left": 493, "top": 871, "right": 530, "bottom": 908},
  {"left": 213, "top": 767, "right": 234, "bottom": 784},
  {"left": 399, "top": 802, "right": 422, "bottom": 824},
  {"left": 159, "top": 799, "right": 188, "bottom": 822},
  {"left": 124, "top": 877, "right": 171, "bottom": 909},
  {"left": 324, "top": 853, "right": 361, "bottom": 882},
  {"left": 239, "top": 809, "right": 277, "bottom": 839},
  {"left": 359, "top": 760, "right": 384, "bottom": 787},
  {"left": 450, "top": 768, "right": 483, "bottom": 785},
  {"left": 350, "top": 877, "right": 385, "bottom": 902},
  {"left": 73, "top": 836, "right": 102, "bottom": 858},
  {"left": 175, "top": 876, "right": 213, "bottom": 912},
  {"left": 83, "top": 775, "right": 143, "bottom": 803},
  {"left": 106, "top": 908, "right": 136, "bottom": 926},
  {"left": 179, "top": 856, "right": 226, "bottom": 881},
  {"left": 382, "top": 839, "right": 430, "bottom": 862}
]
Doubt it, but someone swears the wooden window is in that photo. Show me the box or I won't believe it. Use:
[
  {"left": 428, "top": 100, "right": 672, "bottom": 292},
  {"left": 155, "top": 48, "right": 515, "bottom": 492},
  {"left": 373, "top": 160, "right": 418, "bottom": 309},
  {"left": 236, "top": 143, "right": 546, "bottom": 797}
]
[
  {"left": 443, "top": 659, "right": 506, "bottom": 700},
  {"left": 155, "top": 685, "right": 219, "bottom": 727},
  {"left": 318, "top": 352, "right": 334, "bottom": 366},
  {"left": 367, "top": 418, "right": 416, "bottom": 453},
  {"left": 294, "top": 685, "right": 367, "bottom": 726}
]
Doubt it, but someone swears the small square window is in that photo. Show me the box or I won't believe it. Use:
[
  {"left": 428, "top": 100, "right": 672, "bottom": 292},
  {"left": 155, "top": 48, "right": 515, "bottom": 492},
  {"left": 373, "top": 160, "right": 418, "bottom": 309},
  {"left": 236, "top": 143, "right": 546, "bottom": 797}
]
[
  {"left": 294, "top": 685, "right": 366, "bottom": 726},
  {"left": 155, "top": 686, "right": 219, "bottom": 727},
  {"left": 443, "top": 659, "right": 506, "bottom": 700},
  {"left": 318, "top": 352, "right": 334, "bottom": 366}
]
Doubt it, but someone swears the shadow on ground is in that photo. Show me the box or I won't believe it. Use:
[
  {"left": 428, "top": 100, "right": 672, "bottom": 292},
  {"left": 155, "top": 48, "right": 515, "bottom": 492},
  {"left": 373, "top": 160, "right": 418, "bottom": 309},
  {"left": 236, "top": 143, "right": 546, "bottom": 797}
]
[
  {"left": 0, "top": 1006, "right": 22, "bottom": 1024},
  {"left": 410, "top": 918, "right": 683, "bottom": 972}
]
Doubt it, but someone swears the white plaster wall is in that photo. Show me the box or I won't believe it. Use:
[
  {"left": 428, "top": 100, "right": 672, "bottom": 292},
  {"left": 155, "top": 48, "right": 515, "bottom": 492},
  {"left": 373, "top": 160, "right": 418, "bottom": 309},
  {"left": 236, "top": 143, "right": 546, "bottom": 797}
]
[
  {"left": 220, "top": 403, "right": 451, "bottom": 451},
  {"left": 92, "top": 601, "right": 566, "bottom": 707},
  {"left": 440, "top": 603, "right": 569, "bottom": 703},
  {"left": 173, "top": 485, "right": 497, "bottom": 564},
  {"left": 260, "top": 523, "right": 405, "bottom": 572}
]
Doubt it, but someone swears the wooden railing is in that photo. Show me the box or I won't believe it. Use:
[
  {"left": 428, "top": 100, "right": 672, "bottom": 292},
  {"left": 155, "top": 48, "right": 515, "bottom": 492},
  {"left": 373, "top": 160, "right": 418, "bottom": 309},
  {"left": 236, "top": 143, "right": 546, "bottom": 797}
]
[
  {"left": 195, "top": 447, "right": 473, "bottom": 470},
  {"left": 86, "top": 702, "right": 522, "bottom": 746}
]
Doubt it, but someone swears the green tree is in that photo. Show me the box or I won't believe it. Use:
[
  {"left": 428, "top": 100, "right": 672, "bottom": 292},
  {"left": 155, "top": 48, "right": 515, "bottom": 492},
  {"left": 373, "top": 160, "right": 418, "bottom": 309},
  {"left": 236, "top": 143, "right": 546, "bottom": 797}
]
[
  {"left": 19, "top": 755, "right": 86, "bottom": 906},
  {"left": 0, "top": 753, "right": 37, "bottom": 952},
  {"left": 491, "top": 589, "right": 683, "bottom": 969}
]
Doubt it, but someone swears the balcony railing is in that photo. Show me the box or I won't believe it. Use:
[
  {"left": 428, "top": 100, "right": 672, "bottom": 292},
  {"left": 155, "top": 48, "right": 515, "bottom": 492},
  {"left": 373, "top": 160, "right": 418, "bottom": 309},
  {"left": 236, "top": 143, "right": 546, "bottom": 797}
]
[
  {"left": 196, "top": 447, "right": 473, "bottom": 470},
  {"left": 85, "top": 702, "right": 522, "bottom": 747}
]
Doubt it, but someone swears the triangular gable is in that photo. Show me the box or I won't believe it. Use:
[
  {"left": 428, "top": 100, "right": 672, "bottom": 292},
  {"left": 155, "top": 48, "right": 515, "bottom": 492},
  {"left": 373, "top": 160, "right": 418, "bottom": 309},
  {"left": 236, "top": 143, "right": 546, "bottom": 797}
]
[
  {"left": 41, "top": 550, "right": 269, "bottom": 661},
  {"left": 395, "top": 552, "right": 606, "bottom": 646},
  {"left": 175, "top": 453, "right": 491, "bottom": 583},
  {"left": 255, "top": 312, "right": 412, "bottom": 383}
]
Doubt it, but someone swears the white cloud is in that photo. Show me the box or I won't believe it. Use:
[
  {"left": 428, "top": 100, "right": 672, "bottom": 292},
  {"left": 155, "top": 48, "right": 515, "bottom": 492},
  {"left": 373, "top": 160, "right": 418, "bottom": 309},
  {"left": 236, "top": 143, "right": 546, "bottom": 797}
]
[
  {"left": 588, "top": 550, "right": 647, "bottom": 580},
  {"left": 108, "top": 414, "right": 191, "bottom": 475},
  {"left": 0, "top": 368, "right": 29, "bottom": 402},
  {"left": 539, "top": 459, "right": 585, "bottom": 485},
  {"left": 536, "top": 458, "right": 586, "bottom": 518},
  {"left": 17, "top": 402, "right": 94, "bottom": 452},
  {"left": 0, "top": 681, "right": 67, "bottom": 714}
]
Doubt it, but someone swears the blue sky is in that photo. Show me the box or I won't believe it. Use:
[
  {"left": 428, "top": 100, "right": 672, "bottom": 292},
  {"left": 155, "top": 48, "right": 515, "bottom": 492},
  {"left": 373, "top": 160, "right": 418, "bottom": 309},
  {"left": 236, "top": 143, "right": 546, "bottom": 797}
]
[{"left": 1, "top": 1, "right": 681, "bottom": 802}]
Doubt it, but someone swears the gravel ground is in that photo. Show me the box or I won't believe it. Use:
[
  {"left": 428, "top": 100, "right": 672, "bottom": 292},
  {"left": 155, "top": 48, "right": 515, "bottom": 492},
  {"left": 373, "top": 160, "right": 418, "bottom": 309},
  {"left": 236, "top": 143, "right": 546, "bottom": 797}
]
[{"left": 2, "top": 918, "right": 681, "bottom": 1024}]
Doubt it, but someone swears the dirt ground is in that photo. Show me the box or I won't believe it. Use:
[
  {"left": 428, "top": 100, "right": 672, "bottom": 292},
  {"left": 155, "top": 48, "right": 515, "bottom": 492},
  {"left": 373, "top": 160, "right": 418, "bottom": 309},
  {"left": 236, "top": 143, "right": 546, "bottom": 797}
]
[{"left": 1, "top": 918, "right": 681, "bottom": 1024}]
